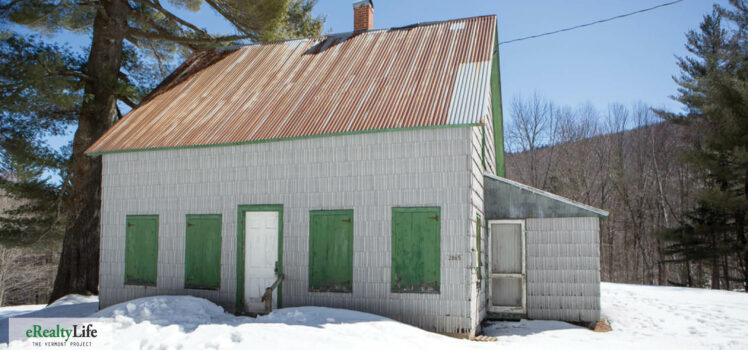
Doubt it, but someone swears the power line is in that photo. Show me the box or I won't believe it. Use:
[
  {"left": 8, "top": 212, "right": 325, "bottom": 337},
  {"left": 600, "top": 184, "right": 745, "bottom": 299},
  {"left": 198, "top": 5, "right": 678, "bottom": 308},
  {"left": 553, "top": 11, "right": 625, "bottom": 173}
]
[{"left": 499, "top": 0, "right": 685, "bottom": 45}]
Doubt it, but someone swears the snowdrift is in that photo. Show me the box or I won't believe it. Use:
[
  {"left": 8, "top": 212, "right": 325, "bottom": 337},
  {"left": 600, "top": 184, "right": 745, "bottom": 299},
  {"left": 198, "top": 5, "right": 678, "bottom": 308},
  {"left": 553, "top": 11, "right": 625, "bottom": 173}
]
[
  {"left": 1, "top": 283, "right": 747, "bottom": 349},
  {"left": 92, "top": 296, "right": 470, "bottom": 349}
]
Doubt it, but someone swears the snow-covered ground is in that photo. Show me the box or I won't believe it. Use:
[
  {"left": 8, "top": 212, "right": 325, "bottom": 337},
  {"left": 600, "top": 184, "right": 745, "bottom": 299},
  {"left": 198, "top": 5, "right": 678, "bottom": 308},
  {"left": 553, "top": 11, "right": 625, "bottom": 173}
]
[
  {"left": 1, "top": 283, "right": 747, "bottom": 349},
  {"left": 484, "top": 283, "right": 748, "bottom": 349},
  {"left": 0, "top": 294, "right": 98, "bottom": 344}
]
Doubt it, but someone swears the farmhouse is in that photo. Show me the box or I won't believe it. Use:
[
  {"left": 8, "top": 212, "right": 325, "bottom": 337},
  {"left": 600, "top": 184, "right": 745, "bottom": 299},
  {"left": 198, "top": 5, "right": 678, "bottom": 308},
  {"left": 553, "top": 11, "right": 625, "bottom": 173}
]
[{"left": 87, "top": 1, "right": 608, "bottom": 337}]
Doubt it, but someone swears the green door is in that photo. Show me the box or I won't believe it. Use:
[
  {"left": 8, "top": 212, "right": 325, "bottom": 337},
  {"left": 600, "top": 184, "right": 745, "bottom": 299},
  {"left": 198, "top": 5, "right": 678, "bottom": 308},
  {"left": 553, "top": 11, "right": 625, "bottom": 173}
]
[
  {"left": 308, "top": 210, "right": 353, "bottom": 292},
  {"left": 391, "top": 207, "right": 441, "bottom": 293},
  {"left": 124, "top": 215, "right": 159, "bottom": 286},
  {"left": 185, "top": 214, "right": 222, "bottom": 290}
]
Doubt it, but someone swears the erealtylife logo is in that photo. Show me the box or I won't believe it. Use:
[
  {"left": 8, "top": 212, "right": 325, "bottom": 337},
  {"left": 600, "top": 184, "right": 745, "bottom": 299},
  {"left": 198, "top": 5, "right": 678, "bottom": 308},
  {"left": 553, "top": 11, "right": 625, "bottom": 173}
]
[{"left": 9, "top": 318, "right": 111, "bottom": 349}]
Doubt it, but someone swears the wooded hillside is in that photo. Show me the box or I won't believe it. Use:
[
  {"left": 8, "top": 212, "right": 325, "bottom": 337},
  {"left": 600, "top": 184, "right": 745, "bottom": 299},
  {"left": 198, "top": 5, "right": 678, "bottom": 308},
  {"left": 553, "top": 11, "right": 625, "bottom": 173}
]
[
  {"left": 0, "top": 190, "right": 59, "bottom": 305},
  {"left": 505, "top": 101, "right": 741, "bottom": 289}
]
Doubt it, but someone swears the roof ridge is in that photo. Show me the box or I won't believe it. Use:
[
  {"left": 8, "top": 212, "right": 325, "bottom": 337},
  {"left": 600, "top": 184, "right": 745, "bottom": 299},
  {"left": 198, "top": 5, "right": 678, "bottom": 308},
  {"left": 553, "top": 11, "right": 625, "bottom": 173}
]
[
  {"left": 387, "top": 14, "right": 496, "bottom": 31},
  {"left": 222, "top": 14, "right": 497, "bottom": 50}
]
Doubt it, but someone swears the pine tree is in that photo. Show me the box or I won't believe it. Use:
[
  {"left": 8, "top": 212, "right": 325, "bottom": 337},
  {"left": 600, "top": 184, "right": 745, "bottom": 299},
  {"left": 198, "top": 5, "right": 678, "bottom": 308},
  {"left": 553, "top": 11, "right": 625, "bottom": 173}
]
[
  {"left": 658, "top": 0, "right": 748, "bottom": 291},
  {"left": 0, "top": 35, "right": 82, "bottom": 247},
  {"left": 1, "top": 0, "right": 323, "bottom": 302}
]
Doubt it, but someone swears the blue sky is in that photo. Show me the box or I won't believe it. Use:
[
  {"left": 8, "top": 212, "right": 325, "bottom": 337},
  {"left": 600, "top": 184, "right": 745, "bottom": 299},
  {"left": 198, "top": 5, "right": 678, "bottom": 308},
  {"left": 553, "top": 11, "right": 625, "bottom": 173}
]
[
  {"left": 40, "top": 0, "right": 728, "bottom": 150},
  {"left": 175, "top": 0, "right": 727, "bottom": 112},
  {"left": 314, "top": 0, "right": 725, "bottom": 113}
]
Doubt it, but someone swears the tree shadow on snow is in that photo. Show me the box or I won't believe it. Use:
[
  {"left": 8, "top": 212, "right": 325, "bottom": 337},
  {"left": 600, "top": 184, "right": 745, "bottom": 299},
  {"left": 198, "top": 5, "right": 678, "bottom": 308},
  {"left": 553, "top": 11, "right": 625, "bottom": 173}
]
[
  {"left": 482, "top": 319, "right": 584, "bottom": 337},
  {"left": 177, "top": 306, "right": 393, "bottom": 333},
  {"left": 93, "top": 296, "right": 392, "bottom": 334},
  {"left": 0, "top": 302, "right": 99, "bottom": 344}
]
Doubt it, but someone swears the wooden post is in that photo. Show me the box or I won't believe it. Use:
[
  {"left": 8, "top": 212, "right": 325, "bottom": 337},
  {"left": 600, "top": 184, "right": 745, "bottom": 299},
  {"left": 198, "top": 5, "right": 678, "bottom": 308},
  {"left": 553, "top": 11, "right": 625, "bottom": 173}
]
[{"left": 261, "top": 274, "right": 285, "bottom": 314}]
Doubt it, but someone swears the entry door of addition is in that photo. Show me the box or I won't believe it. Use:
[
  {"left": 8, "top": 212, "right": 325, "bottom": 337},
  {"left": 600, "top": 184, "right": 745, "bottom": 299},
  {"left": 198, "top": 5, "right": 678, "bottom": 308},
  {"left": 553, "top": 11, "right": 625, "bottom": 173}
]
[
  {"left": 488, "top": 221, "right": 526, "bottom": 314},
  {"left": 244, "top": 211, "right": 279, "bottom": 313}
]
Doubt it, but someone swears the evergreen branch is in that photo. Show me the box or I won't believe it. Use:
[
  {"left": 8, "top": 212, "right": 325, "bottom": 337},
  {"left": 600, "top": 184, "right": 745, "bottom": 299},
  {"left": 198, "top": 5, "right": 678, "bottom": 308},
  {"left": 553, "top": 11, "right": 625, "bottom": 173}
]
[
  {"left": 124, "top": 35, "right": 144, "bottom": 48},
  {"left": 0, "top": 0, "right": 22, "bottom": 12},
  {"left": 53, "top": 70, "right": 92, "bottom": 82},
  {"left": 35, "top": 53, "right": 91, "bottom": 82},
  {"left": 126, "top": 5, "right": 209, "bottom": 51},
  {"left": 72, "top": 0, "right": 109, "bottom": 22},
  {"left": 127, "top": 27, "right": 251, "bottom": 45},
  {"left": 116, "top": 95, "right": 138, "bottom": 109},
  {"left": 117, "top": 70, "right": 130, "bottom": 83},
  {"left": 145, "top": 41, "right": 168, "bottom": 77},
  {"left": 126, "top": 7, "right": 201, "bottom": 50},
  {"left": 202, "top": 0, "right": 262, "bottom": 41},
  {"left": 131, "top": 0, "right": 207, "bottom": 36},
  {"left": 203, "top": 0, "right": 244, "bottom": 32}
]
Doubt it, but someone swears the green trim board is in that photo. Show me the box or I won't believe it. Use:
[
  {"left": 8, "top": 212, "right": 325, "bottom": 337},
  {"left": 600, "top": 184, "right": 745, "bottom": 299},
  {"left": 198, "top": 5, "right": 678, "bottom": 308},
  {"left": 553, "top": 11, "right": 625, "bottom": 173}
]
[
  {"left": 235, "top": 205, "right": 284, "bottom": 313},
  {"left": 124, "top": 215, "right": 159, "bottom": 286},
  {"left": 185, "top": 214, "right": 222, "bottom": 290},
  {"left": 308, "top": 210, "right": 354, "bottom": 293},
  {"left": 391, "top": 207, "right": 441, "bottom": 293},
  {"left": 86, "top": 123, "right": 480, "bottom": 156},
  {"left": 491, "top": 29, "right": 506, "bottom": 177}
]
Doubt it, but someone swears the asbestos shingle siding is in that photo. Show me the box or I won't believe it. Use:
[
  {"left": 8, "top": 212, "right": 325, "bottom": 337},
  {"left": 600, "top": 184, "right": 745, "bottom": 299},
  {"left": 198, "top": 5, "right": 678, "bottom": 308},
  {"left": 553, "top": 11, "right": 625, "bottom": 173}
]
[
  {"left": 99, "top": 127, "right": 476, "bottom": 334},
  {"left": 469, "top": 121, "right": 496, "bottom": 331},
  {"left": 525, "top": 217, "right": 601, "bottom": 322}
]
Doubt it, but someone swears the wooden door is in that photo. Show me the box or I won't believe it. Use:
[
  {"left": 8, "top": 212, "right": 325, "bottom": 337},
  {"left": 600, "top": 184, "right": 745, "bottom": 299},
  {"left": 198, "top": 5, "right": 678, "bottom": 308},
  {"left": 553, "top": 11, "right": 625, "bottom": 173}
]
[
  {"left": 185, "top": 214, "right": 222, "bottom": 290},
  {"left": 244, "top": 211, "right": 279, "bottom": 312}
]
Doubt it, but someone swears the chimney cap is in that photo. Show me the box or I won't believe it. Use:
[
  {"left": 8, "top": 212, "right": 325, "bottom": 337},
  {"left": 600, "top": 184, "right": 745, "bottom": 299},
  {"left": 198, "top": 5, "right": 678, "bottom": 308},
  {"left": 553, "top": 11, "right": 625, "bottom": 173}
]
[{"left": 353, "top": 0, "right": 374, "bottom": 9}]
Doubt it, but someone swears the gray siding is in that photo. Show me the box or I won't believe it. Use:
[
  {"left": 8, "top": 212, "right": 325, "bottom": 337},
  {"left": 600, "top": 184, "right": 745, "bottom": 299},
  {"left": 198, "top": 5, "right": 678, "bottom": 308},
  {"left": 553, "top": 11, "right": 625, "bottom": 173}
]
[
  {"left": 469, "top": 122, "right": 495, "bottom": 333},
  {"left": 526, "top": 217, "right": 600, "bottom": 322},
  {"left": 99, "top": 127, "right": 477, "bottom": 334}
]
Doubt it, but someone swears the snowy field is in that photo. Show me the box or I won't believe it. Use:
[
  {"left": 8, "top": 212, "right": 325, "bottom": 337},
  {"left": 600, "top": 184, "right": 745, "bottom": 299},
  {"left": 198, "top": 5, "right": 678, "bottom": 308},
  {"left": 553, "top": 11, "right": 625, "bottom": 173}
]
[{"left": 1, "top": 282, "right": 747, "bottom": 349}]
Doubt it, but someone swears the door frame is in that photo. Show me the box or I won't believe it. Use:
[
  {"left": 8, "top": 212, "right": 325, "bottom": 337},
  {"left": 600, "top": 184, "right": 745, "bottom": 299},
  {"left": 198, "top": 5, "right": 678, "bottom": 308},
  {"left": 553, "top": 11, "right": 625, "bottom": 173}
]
[
  {"left": 487, "top": 219, "right": 526, "bottom": 314},
  {"left": 236, "top": 205, "right": 284, "bottom": 313}
]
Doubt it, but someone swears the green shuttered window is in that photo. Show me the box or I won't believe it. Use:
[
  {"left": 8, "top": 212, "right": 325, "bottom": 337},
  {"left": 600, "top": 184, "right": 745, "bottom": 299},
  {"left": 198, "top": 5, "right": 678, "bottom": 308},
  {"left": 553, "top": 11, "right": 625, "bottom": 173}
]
[
  {"left": 185, "top": 214, "right": 222, "bottom": 290},
  {"left": 391, "top": 207, "right": 441, "bottom": 293},
  {"left": 125, "top": 215, "right": 159, "bottom": 286},
  {"left": 308, "top": 210, "right": 353, "bottom": 292}
]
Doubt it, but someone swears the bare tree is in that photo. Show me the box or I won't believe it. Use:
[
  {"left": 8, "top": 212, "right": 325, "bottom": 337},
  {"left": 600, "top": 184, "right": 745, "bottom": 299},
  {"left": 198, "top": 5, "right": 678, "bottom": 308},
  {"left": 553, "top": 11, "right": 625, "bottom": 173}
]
[
  {"left": 506, "top": 99, "right": 711, "bottom": 287},
  {"left": 506, "top": 93, "right": 563, "bottom": 189}
]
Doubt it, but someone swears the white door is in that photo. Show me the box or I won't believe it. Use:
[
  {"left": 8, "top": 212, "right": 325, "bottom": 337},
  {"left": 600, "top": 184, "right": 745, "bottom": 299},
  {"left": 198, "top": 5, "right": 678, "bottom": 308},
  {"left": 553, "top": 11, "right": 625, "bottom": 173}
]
[
  {"left": 488, "top": 221, "right": 526, "bottom": 314},
  {"left": 244, "top": 211, "right": 279, "bottom": 313}
]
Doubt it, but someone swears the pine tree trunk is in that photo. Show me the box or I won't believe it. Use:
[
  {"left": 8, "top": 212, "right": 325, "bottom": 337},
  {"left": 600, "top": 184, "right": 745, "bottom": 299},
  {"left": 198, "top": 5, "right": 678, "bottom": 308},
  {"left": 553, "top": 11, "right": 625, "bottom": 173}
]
[
  {"left": 0, "top": 246, "right": 7, "bottom": 306},
  {"left": 711, "top": 258, "right": 720, "bottom": 290},
  {"left": 740, "top": 168, "right": 748, "bottom": 292},
  {"left": 49, "top": 0, "right": 128, "bottom": 303},
  {"left": 723, "top": 255, "right": 730, "bottom": 291}
]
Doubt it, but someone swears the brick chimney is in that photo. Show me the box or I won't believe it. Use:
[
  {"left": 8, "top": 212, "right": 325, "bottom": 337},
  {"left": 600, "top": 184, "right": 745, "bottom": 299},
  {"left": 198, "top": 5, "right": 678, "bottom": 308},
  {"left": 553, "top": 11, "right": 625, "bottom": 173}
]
[{"left": 353, "top": 0, "right": 374, "bottom": 31}]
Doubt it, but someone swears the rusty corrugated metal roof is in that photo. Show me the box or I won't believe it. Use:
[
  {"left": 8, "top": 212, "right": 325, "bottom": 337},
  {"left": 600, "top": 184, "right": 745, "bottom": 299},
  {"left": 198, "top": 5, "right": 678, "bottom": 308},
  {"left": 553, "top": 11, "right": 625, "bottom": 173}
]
[{"left": 87, "top": 15, "right": 497, "bottom": 154}]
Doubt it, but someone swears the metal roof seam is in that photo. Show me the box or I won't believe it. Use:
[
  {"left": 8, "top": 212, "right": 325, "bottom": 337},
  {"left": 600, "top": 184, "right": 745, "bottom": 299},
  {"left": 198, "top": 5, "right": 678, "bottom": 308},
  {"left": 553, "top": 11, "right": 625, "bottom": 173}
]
[{"left": 86, "top": 15, "right": 497, "bottom": 154}]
